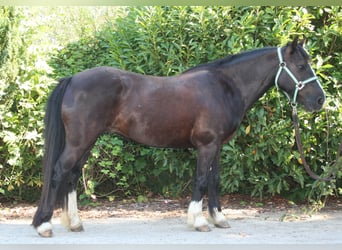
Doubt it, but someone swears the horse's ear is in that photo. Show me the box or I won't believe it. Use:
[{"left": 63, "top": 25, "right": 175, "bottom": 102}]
[
  {"left": 291, "top": 36, "right": 299, "bottom": 50},
  {"left": 286, "top": 36, "right": 299, "bottom": 54},
  {"left": 299, "top": 37, "right": 306, "bottom": 47}
]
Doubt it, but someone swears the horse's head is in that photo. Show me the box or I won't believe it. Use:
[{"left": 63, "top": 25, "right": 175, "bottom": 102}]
[{"left": 275, "top": 37, "right": 325, "bottom": 112}]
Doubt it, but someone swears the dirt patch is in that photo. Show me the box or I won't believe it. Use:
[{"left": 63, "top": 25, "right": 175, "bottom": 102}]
[{"left": 1, "top": 194, "right": 341, "bottom": 222}]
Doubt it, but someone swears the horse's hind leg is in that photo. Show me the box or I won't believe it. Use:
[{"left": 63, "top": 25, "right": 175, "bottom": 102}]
[
  {"left": 35, "top": 144, "right": 91, "bottom": 237},
  {"left": 34, "top": 149, "right": 76, "bottom": 237},
  {"left": 60, "top": 153, "right": 89, "bottom": 232}
]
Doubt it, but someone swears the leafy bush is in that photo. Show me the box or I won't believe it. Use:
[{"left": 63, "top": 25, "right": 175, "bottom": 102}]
[
  {"left": 0, "top": 7, "right": 116, "bottom": 201},
  {"left": 49, "top": 6, "right": 341, "bottom": 203},
  {"left": 0, "top": 7, "right": 56, "bottom": 201},
  {"left": 1, "top": 6, "right": 341, "bottom": 203}
]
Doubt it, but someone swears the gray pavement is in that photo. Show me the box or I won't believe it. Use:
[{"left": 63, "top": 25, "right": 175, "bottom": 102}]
[{"left": 1, "top": 208, "right": 342, "bottom": 244}]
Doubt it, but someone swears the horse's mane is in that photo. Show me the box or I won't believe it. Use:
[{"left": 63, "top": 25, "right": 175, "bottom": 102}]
[
  {"left": 182, "top": 47, "right": 275, "bottom": 74},
  {"left": 182, "top": 43, "right": 311, "bottom": 74}
]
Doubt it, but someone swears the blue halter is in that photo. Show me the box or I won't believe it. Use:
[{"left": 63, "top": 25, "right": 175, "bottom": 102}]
[{"left": 274, "top": 47, "right": 322, "bottom": 106}]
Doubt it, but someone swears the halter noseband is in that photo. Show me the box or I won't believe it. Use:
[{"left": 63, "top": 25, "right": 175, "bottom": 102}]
[{"left": 274, "top": 47, "right": 320, "bottom": 106}]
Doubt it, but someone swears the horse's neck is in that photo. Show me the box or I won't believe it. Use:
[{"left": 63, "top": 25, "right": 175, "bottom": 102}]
[{"left": 222, "top": 48, "right": 278, "bottom": 112}]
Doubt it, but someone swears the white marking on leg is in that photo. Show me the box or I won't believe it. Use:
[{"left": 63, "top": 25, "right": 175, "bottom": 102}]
[
  {"left": 187, "top": 200, "right": 209, "bottom": 229},
  {"left": 68, "top": 190, "right": 83, "bottom": 230},
  {"left": 36, "top": 221, "right": 53, "bottom": 237},
  {"left": 211, "top": 208, "right": 225, "bottom": 223},
  {"left": 210, "top": 207, "right": 230, "bottom": 228},
  {"left": 60, "top": 203, "right": 70, "bottom": 229},
  {"left": 60, "top": 190, "right": 83, "bottom": 231}
]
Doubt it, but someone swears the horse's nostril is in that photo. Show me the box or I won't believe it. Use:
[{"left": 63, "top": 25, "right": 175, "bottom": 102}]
[{"left": 317, "top": 96, "right": 325, "bottom": 106}]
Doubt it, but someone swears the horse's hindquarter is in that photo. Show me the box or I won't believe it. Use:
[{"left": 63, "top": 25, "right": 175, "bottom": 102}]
[{"left": 61, "top": 67, "right": 127, "bottom": 147}]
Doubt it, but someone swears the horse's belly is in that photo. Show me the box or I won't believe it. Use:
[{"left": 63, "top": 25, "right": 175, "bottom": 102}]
[
  {"left": 111, "top": 113, "right": 194, "bottom": 148},
  {"left": 131, "top": 122, "right": 193, "bottom": 148}
]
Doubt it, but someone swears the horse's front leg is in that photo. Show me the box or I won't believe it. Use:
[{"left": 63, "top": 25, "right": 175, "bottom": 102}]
[
  {"left": 187, "top": 143, "right": 218, "bottom": 232},
  {"left": 207, "top": 153, "right": 230, "bottom": 229}
]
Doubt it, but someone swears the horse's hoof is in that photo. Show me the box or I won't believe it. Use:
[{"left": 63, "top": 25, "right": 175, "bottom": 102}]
[
  {"left": 70, "top": 224, "right": 84, "bottom": 232},
  {"left": 36, "top": 222, "right": 53, "bottom": 237},
  {"left": 38, "top": 229, "right": 53, "bottom": 237},
  {"left": 195, "top": 225, "right": 211, "bottom": 232},
  {"left": 214, "top": 220, "right": 231, "bottom": 228}
]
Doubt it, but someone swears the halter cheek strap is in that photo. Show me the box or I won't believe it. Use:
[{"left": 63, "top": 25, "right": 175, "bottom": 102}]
[{"left": 274, "top": 47, "right": 321, "bottom": 106}]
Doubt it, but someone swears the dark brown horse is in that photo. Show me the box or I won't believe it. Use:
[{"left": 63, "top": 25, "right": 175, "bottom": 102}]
[{"left": 32, "top": 38, "right": 325, "bottom": 236}]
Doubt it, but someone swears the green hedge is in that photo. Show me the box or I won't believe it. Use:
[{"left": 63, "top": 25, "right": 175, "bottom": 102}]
[
  {"left": 0, "top": 7, "right": 54, "bottom": 201},
  {"left": 1, "top": 6, "right": 341, "bottom": 203}
]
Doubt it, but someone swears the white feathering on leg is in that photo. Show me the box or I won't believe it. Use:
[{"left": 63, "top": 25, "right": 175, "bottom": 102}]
[
  {"left": 60, "top": 202, "right": 70, "bottom": 229},
  {"left": 211, "top": 207, "right": 226, "bottom": 223},
  {"left": 187, "top": 200, "right": 202, "bottom": 226},
  {"left": 67, "top": 190, "right": 83, "bottom": 230},
  {"left": 60, "top": 190, "right": 83, "bottom": 231},
  {"left": 187, "top": 200, "right": 209, "bottom": 229},
  {"left": 210, "top": 207, "right": 230, "bottom": 228}
]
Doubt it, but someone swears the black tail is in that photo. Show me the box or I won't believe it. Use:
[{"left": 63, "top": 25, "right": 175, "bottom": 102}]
[{"left": 32, "top": 77, "right": 72, "bottom": 227}]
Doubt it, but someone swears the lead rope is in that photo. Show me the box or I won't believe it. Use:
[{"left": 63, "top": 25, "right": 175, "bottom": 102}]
[
  {"left": 291, "top": 104, "right": 340, "bottom": 181},
  {"left": 275, "top": 47, "right": 340, "bottom": 181}
]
